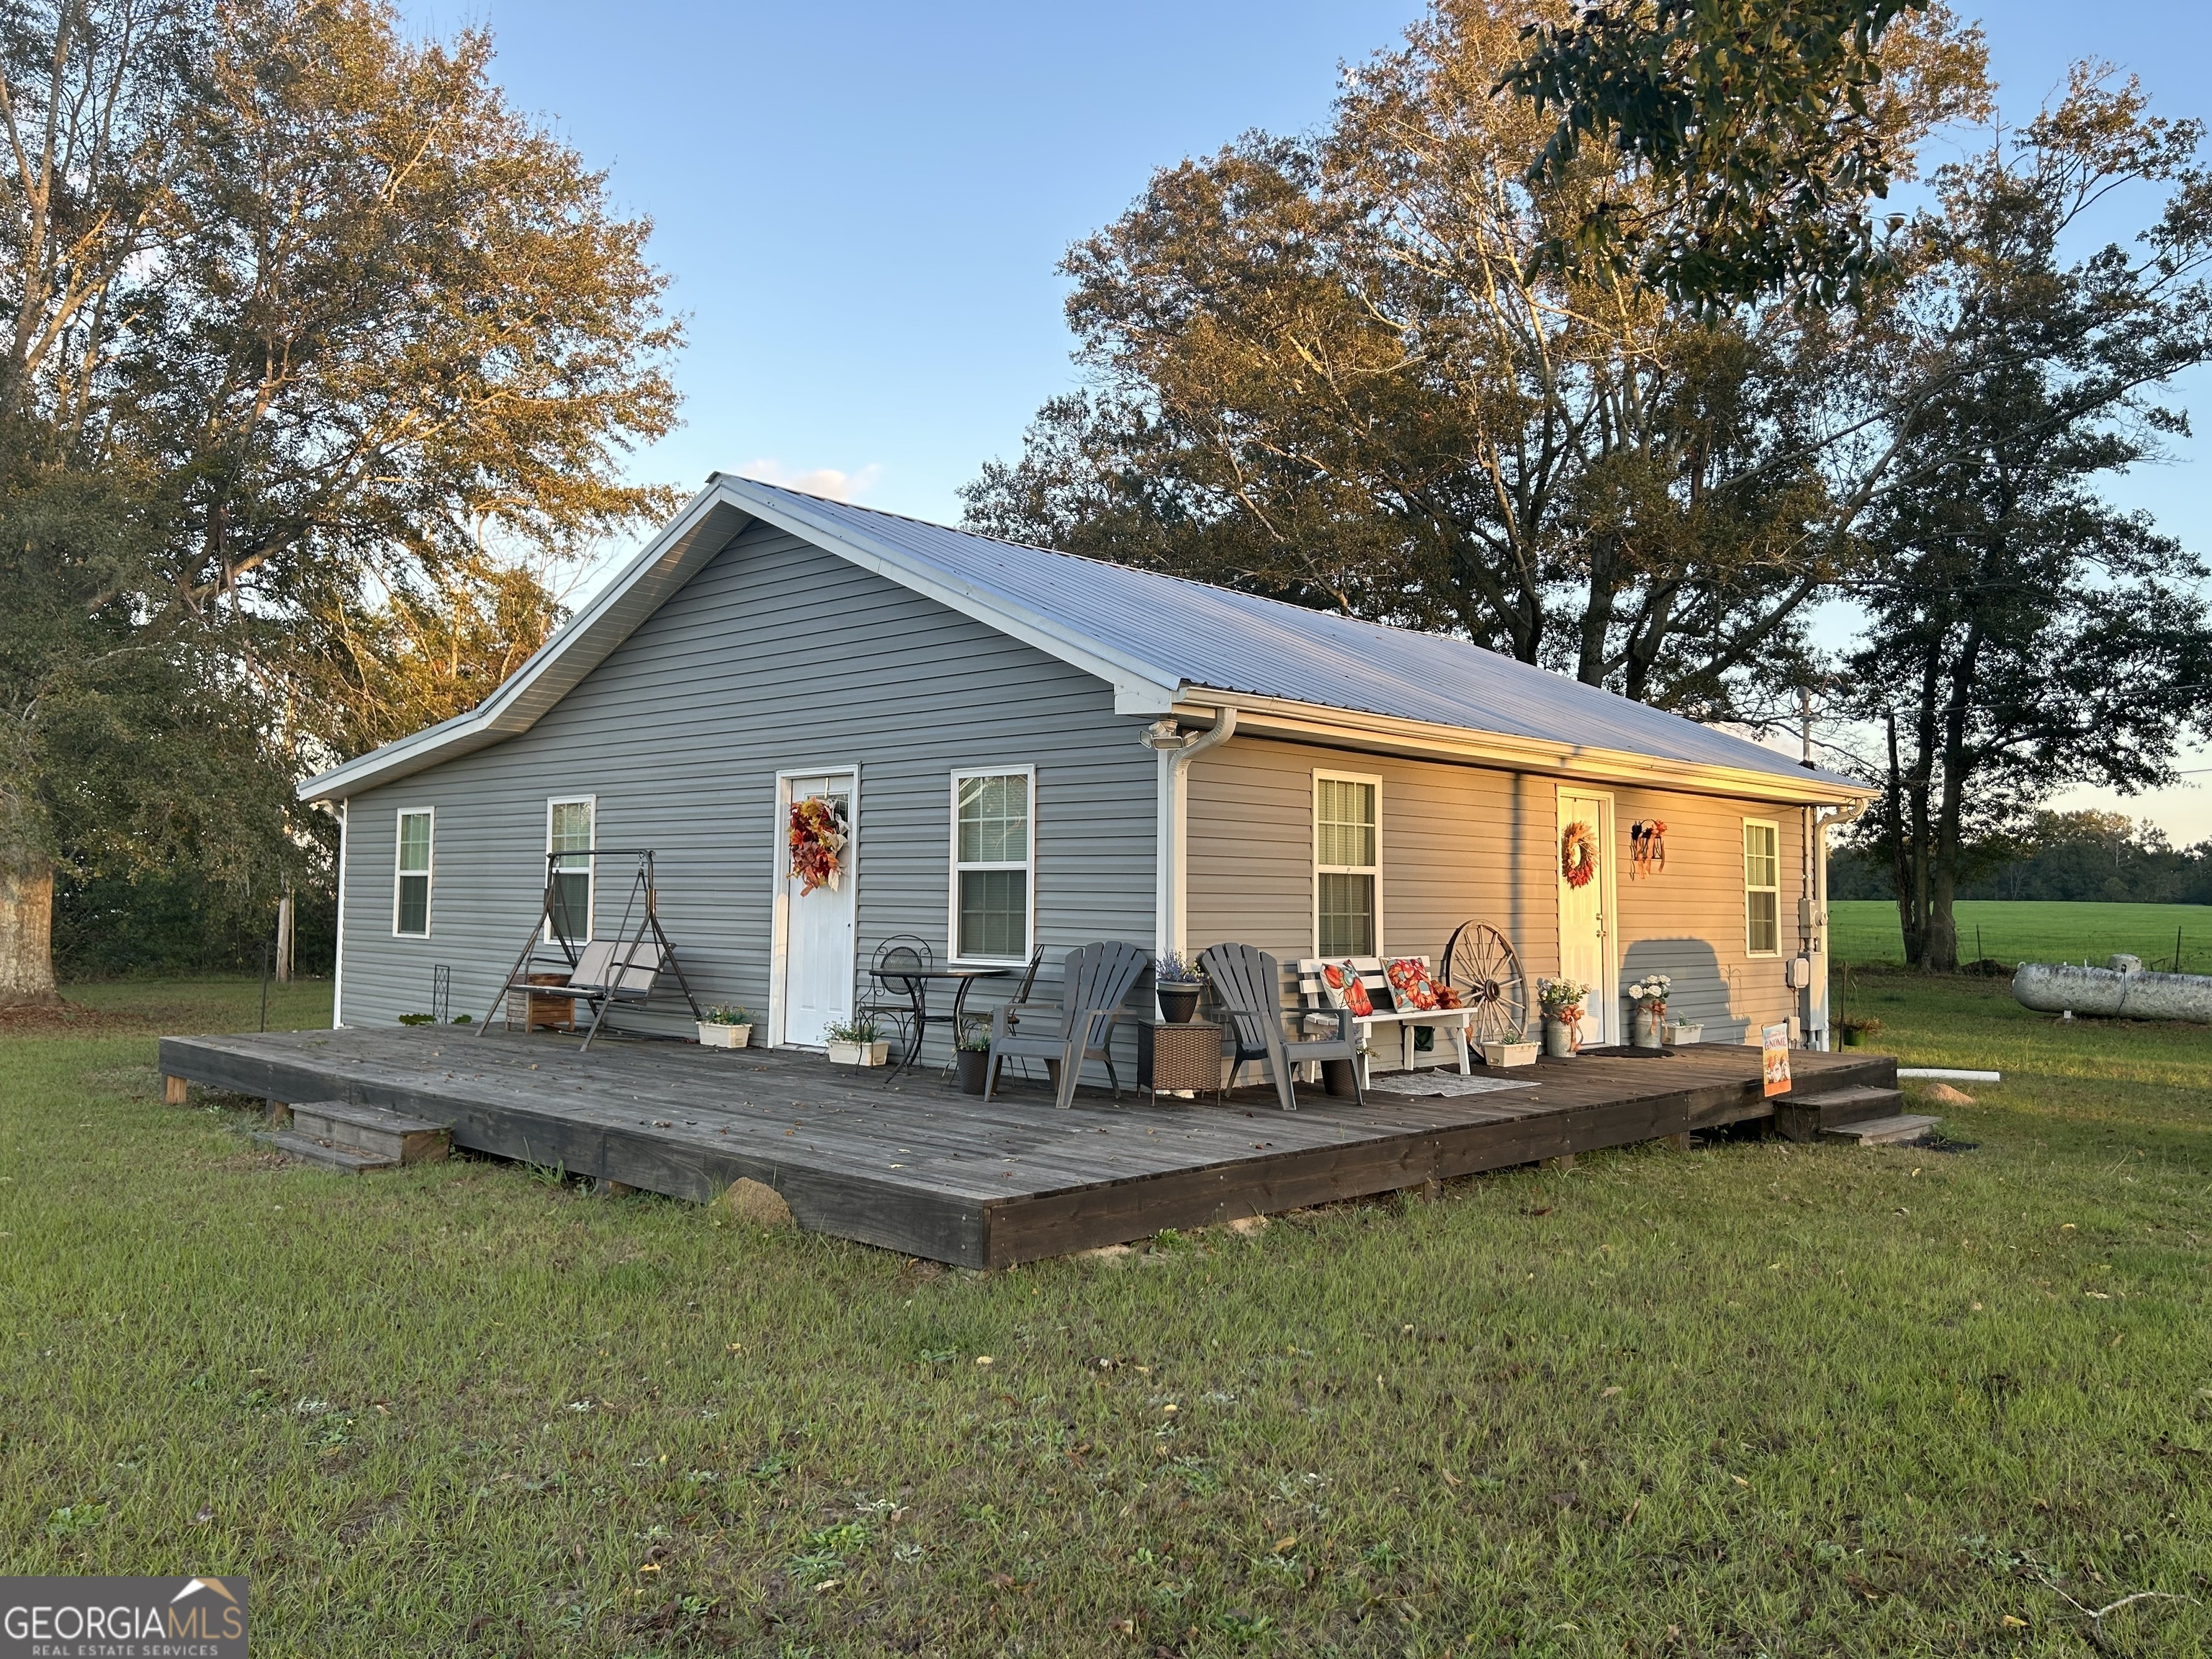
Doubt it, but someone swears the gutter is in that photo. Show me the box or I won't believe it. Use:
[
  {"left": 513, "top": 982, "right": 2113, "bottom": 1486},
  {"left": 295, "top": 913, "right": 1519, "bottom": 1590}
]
[{"left": 1176, "top": 688, "right": 1875, "bottom": 808}]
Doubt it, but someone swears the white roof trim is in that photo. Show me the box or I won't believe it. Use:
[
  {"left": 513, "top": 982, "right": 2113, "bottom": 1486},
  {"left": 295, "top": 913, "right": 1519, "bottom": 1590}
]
[
  {"left": 716, "top": 479, "right": 1184, "bottom": 716},
  {"left": 299, "top": 485, "right": 755, "bottom": 801},
  {"left": 297, "top": 478, "right": 1186, "bottom": 803},
  {"left": 1177, "top": 690, "right": 1874, "bottom": 806},
  {"left": 299, "top": 475, "right": 1872, "bottom": 805}
]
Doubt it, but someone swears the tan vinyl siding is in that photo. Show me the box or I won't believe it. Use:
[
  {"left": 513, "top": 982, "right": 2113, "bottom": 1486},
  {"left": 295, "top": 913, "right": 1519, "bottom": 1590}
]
[
  {"left": 1611, "top": 789, "right": 1806, "bottom": 1043},
  {"left": 1184, "top": 737, "right": 1558, "bottom": 971},
  {"left": 336, "top": 523, "right": 1158, "bottom": 1047},
  {"left": 1186, "top": 738, "right": 1807, "bottom": 1043}
]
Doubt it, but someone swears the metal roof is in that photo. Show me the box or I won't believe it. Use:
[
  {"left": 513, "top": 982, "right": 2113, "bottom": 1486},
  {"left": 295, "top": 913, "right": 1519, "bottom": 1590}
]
[
  {"left": 300, "top": 475, "right": 1870, "bottom": 801},
  {"left": 749, "top": 482, "right": 1869, "bottom": 793}
]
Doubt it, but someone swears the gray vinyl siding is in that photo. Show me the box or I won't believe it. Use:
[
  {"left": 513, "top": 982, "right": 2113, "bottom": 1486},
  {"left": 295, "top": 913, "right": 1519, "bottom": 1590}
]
[
  {"left": 333, "top": 522, "right": 1158, "bottom": 1053},
  {"left": 1184, "top": 737, "right": 1807, "bottom": 1043}
]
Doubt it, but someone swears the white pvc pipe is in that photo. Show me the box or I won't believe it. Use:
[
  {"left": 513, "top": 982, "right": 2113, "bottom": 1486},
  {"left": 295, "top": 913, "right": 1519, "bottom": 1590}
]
[{"left": 1897, "top": 1067, "right": 2001, "bottom": 1082}]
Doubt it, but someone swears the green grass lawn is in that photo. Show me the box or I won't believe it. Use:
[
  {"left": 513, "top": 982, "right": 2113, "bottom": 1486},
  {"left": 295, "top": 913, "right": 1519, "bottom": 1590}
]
[
  {"left": 1830, "top": 899, "right": 2212, "bottom": 974},
  {"left": 3, "top": 976, "right": 2208, "bottom": 1656}
]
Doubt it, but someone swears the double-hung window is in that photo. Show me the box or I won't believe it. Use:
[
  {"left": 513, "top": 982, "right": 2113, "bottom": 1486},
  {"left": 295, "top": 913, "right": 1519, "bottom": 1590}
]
[
  {"left": 393, "top": 809, "right": 433, "bottom": 937},
  {"left": 1744, "top": 819, "right": 1781, "bottom": 956},
  {"left": 547, "top": 797, "right": 595, "bottom": 943},
  {"left": 1314, "top": 773, "right": 1380, "bottom": 958},
  {"left": 951, "top": 768, "right": 1033, "bottom": 962}
]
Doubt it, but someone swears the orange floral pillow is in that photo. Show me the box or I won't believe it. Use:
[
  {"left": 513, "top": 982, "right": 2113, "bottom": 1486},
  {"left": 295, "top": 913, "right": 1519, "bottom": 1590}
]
[
  {"left": 1385, "top": 958, "right": 1441, "bottom": 1012},
  {"left": 1432, "top": 981, "right": 1464, "bottom": 1010},
  {"left": 1321, "top": 961, "right": 1374, "bottom": 1018}
]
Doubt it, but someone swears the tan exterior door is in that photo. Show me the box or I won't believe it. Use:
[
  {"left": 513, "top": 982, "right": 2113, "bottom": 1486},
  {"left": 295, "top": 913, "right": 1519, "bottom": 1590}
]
[{"left": 1556, "top": 788, "right": 1617, "bottom": 1046}]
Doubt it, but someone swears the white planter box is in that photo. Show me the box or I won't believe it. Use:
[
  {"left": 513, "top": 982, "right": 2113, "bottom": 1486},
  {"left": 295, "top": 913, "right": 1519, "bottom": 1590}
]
[
  {"left": 827, "top": 1038, "right": 891, "bottom": 1067},
  {"left": 1481, "top": 1040, "right": 1539, "bottom": 1068},
  {"left": 1664, "top": 1021, "right": 1703, "bottom": 1046},
  {"left": 697, "top": 1022, "right": 752, "bottom": 1048}
]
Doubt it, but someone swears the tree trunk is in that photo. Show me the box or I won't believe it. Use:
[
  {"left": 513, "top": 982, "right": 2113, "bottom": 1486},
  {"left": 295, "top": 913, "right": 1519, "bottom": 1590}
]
[
  {"left": 0, "top": 855, "right": 59, "bottom": 1005},
  {"left": 1884, "top": 713, "right": 1917, "bottom": 963},
  {"left": 1923, "top": 619, "right": 1984, "bottom": 975}
]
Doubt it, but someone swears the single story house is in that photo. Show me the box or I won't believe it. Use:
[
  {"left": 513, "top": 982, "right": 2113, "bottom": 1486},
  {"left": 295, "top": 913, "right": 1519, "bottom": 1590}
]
[{"left": 300, "top": 475, "right": 1874, "bottom": 1059}]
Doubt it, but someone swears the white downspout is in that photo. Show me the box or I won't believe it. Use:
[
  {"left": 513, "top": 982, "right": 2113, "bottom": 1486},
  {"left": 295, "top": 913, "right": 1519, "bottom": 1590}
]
[
  {"left": 1146, "top": 706, "right": 1238, "bottom": 959},
  {"left": 1807, "top": 797, "right": 1867, "bottom": 1051},
  {"left": 332, "top": 799, "right": 349, "bottom": 1028}
]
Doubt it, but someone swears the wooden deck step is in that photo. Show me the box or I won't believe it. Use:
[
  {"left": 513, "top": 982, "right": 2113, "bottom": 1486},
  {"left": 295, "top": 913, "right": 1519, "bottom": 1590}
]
[
  {"left": 1773, "top": 1083, "right": 1904, "bottom": 1143},
  {"left": 258, "top": 1128, "right": 400, "bottom": 1174},
  {"left": 1820, "top": 1113, "right": 1939, "bottom": 1147},
  {"left": 287, "top": 1100, "right": 451, "bottom": 1164}
]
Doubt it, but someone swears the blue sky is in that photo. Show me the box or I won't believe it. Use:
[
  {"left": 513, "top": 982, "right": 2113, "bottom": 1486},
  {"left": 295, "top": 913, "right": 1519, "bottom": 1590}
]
[{"left": 403, "top": 1, "right": 2212, "bottom": 837}]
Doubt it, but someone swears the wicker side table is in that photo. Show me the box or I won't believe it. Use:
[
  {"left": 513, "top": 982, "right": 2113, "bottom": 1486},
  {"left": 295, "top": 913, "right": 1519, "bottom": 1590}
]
[{"left": 1136, "top": 1019, "right": 1224, "bottom": 1105}]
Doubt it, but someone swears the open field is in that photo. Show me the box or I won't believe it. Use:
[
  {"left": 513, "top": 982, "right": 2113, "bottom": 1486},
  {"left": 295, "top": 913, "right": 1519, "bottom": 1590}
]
[
  {"left": 1829, "top": 899, "right": 2212, "bottom": 974},
  {"left": 2, "top": 976, "right": 2208, "bottom": 1656}
]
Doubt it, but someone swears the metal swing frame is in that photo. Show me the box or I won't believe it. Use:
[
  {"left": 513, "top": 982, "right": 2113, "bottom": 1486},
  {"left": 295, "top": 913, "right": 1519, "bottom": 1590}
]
[{"left": 481, "top": 849, "right": 702, "bottom": 1050}]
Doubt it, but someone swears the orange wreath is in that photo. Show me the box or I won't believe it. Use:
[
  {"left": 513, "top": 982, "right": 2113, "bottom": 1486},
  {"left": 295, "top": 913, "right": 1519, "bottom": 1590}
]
[{"left": 1561, "top": 819, "right": 1599, "bottom": 888}]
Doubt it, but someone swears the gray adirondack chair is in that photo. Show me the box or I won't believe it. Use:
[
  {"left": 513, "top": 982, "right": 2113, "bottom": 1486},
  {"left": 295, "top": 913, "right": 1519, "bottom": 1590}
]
[
  {"left": 983, "top": 940, "right": 1149, "bottom": 1110},
  {"left": 1196, "top": 942, "right": 1363, "bottom": 1112}
]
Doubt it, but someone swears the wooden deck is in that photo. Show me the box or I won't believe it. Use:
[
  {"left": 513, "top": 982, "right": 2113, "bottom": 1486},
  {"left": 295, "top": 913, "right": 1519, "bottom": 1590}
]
[{"left": 158, "top": 1028, "right": 1897, "bottom": 1268}]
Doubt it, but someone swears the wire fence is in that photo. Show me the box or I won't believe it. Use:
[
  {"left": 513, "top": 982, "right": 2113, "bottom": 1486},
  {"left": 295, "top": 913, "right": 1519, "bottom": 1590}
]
[{"left": 1826, "top": 901, "right": 2212, "bottom": 975}]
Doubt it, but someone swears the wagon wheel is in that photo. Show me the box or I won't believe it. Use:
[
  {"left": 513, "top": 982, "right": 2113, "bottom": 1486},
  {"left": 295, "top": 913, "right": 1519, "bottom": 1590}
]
[{"left": 1442, "top": 922, "right": 1529, "bottom": 1049}]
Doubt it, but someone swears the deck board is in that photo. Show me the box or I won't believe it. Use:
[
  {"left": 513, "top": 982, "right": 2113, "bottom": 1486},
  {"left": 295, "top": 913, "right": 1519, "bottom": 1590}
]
[{"left": 158, "top": 1027, "right": 1896, "bottom": 1267}]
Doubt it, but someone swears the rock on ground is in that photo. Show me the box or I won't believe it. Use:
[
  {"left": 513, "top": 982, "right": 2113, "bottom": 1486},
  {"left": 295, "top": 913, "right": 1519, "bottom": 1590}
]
[{"left": 722, "top": 1178, "right": 794, "bottom": 1228}]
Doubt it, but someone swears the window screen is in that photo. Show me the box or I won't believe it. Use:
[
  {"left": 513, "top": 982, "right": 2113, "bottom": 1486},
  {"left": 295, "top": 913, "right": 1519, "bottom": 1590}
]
[
  {"left": 1745, "top": 821, "right": 1781, "bottom": 956},
  {"left": 955, "top": 773, "right": 1030, "bottom": 961},
  {"left": 395, "top": 810, "right": 431, "bottom": 937},
  {"left": 549, "top": 799, "right": 594, "bottom": 943},
  {"left": 1316, "top": 776, "right": 1379, "bottom": 958}
]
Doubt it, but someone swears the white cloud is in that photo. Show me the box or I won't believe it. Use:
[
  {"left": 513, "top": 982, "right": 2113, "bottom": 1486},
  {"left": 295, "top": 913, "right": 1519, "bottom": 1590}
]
[{"left": 735, "top": 458, "right": 884, "bottom": 503}]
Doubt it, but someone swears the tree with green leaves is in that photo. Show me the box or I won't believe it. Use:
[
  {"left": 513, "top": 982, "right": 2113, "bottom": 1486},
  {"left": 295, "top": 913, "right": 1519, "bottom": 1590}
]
[
  {"left": 1845, "top": 73, "right": 2212, "bottom": 971},
  {"left": 1498, "top": 0, "right": 1982, "bottom": 310},
  {"left": 962, "top": 0, "right": 1981, "bottom": 715},
  {"left": 0, "top": 0, "right": 680, "bottom": 1002}
]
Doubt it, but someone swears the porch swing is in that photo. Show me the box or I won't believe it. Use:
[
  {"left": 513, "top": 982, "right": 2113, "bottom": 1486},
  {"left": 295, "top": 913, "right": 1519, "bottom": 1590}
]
[{"left": 480, "top": 849, "right": 703, "bottom": 1051}]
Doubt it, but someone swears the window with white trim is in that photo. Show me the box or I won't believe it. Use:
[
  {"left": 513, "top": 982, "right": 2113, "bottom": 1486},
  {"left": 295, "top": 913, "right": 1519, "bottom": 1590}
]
[
  {"left": 394, "top": 809, "right": 433, "bottom": 937},
  {"left": 951, "top": 769, "right": 1033, "bottom": 962},
  {"left": 1314, "top": 773, "right": 1380, "bottom": 958},
  {"left": 1745, "top": 819, "right": 1781, "bottom": 956},
  {"left": 547, "top": 796, "right": 595, "bottom": 943}
]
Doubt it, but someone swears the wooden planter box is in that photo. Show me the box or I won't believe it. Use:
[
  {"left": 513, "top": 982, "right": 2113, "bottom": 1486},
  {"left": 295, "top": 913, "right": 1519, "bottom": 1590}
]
[
  {"left": 827, "top": 1038, "right": 891, "bottom": 1067},
  {"left": 697, "top": 1022, "right": 752, "bottom": 1048}
]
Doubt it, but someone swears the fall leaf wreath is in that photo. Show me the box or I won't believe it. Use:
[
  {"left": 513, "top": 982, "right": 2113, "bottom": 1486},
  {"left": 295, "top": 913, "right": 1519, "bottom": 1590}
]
[
  {"left": 1560, "top": 819, "right": 1599, "bottom": 888},
  {"left": 788, "top": 796, "right": 848, "bottom": 894}
]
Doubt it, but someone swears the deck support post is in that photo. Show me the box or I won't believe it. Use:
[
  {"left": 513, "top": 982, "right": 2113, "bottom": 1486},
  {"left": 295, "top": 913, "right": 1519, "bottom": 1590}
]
[{"left": 163, "top": 1074, "right": 189, "bottom": 1105}]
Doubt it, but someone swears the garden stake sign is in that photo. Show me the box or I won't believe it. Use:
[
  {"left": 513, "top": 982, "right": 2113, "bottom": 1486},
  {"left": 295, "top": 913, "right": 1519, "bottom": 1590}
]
[
  {"left": 788, "top": 796, "right": 848, "bottom": 894},
  {"left": 1629, "top": 818, "right": 1667, "bottom": 878},
  {"left": 1560, "top": 820, "right": 1599, "bottom": 888}
]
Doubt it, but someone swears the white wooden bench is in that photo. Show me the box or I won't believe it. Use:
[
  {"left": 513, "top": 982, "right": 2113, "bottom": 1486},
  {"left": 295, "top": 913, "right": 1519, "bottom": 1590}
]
[{"left": 1295, "top": 957, "right": 1475, "bottom": 1084}]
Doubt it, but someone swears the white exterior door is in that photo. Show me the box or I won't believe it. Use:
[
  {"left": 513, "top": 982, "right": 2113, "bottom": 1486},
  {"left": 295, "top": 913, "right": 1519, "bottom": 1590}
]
[
  {"left": 1556, "top": 788, "right": 1617, "bottom": 1047},
  {"left": 776, "top": 772, "right": 856, "bottom": 1048}
]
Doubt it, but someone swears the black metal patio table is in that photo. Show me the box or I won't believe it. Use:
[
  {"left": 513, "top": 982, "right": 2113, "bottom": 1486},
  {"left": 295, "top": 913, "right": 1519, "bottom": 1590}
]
[{"left": 867, "top": 963, "right": 1007, "bottom": 1077}]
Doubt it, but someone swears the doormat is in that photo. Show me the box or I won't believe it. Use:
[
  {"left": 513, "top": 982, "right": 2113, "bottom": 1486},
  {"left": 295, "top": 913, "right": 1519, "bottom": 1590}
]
[{"left": 1365, "top": 1071, "right": 1540, "bottom": 1099}]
